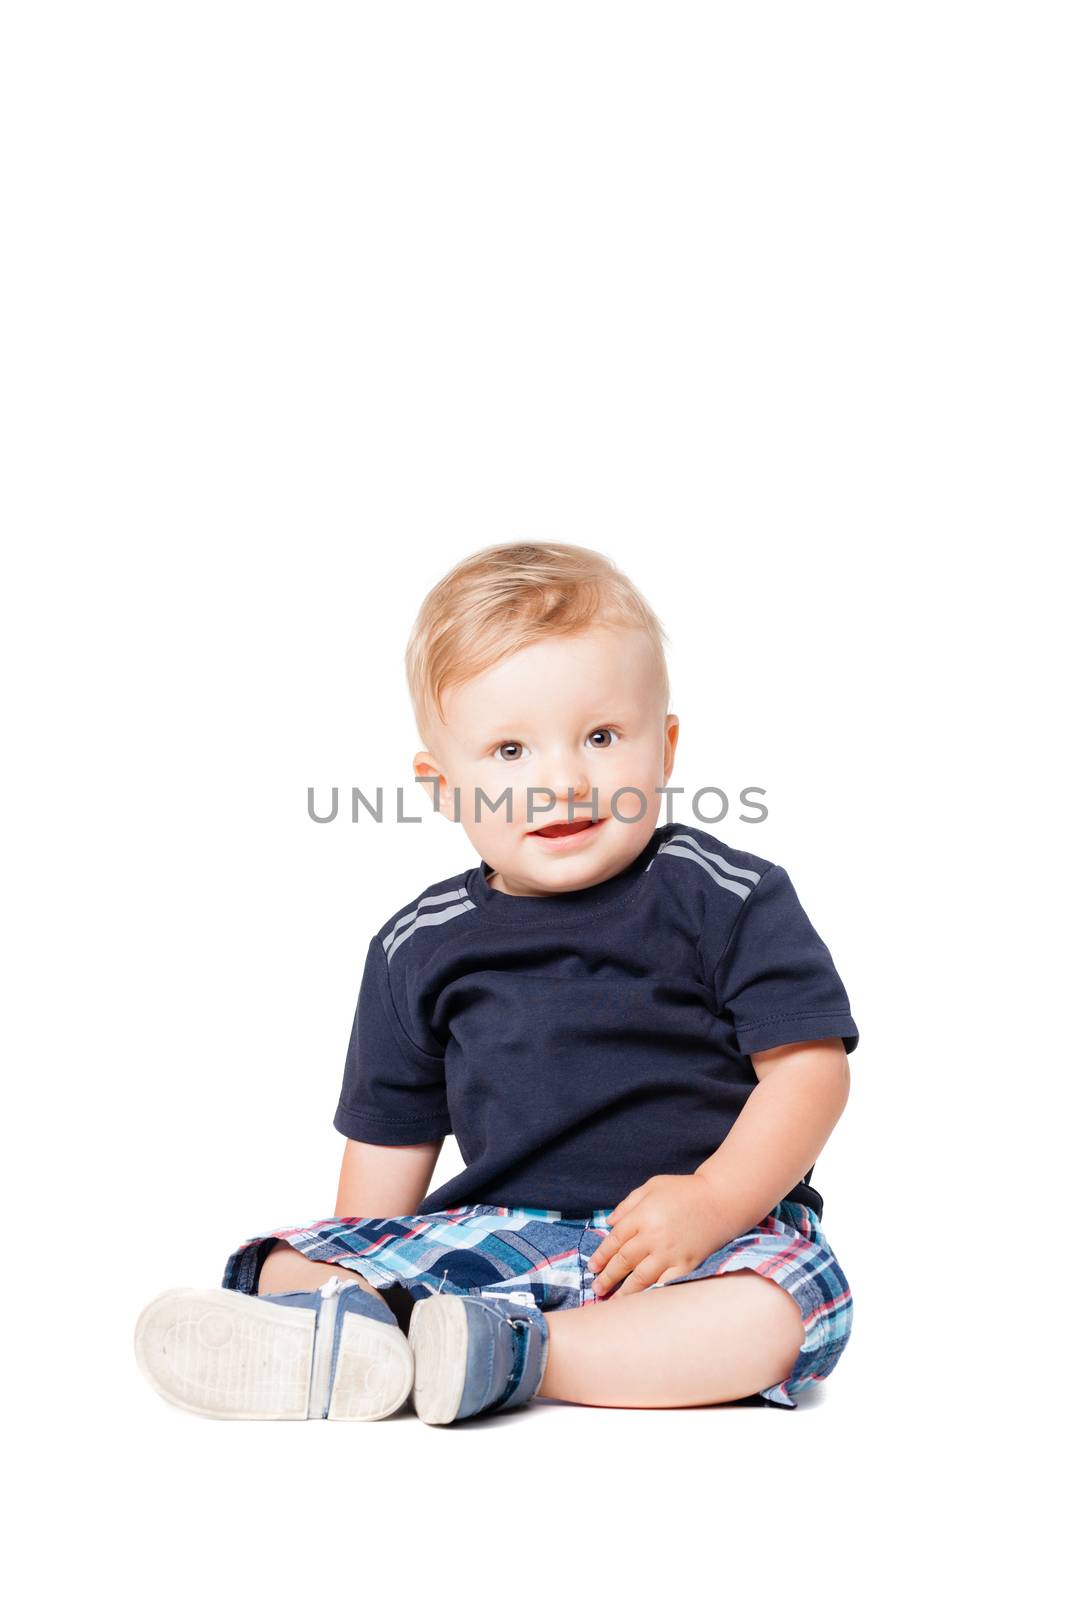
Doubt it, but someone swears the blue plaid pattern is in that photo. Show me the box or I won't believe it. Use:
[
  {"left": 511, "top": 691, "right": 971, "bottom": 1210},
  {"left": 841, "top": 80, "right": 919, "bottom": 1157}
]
[{"left": 222, "top": 1197, "right": 852, "bottom": 1408}]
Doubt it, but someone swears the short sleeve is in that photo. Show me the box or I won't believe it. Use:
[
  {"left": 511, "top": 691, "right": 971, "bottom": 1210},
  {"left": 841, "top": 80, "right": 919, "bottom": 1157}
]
[
  {"left": 333, "top": 935, "right": 452, "bottom": 1144},
  {"left": 709, "top": 865, "right": 859, "bottom": 1057}
]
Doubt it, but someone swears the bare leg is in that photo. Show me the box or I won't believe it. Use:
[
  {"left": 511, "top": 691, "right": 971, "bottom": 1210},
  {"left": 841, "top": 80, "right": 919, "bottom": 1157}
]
[
  {"left": 540, "top": 1270, "right": 806, "bottom": 1408},
  {"left": 256, "top": 1241, "right": 388, "bottom": 1305}
]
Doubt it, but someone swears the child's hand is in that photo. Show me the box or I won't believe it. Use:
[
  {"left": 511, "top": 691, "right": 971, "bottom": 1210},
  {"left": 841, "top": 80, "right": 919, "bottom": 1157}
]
[{"left": 586, "top": 1174, "right": 727, "bottom": 1299}]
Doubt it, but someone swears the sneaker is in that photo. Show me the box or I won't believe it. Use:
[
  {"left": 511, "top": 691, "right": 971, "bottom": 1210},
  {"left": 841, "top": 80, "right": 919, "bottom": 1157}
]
[
  {"left": 407, "top": 1290, "right": 550, "bottom": 1425},
  {"left": 134, "top": 1274, "right": 414, "bottom": 1421}
]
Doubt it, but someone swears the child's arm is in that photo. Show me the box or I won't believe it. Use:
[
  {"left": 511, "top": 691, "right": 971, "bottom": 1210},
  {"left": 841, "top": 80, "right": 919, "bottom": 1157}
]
[
  {"left": 588, "top": 1038, "right": 849, "bottom": 1297},
  {"left": 692, "top": 1037, "right": 850, "bottom": 1239},
  {"left": 334, "top": 1136, "right": 445, "bottom": 1220}
]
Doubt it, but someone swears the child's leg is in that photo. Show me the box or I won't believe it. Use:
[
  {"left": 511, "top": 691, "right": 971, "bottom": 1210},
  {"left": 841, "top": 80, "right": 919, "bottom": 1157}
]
[
  {"left": 257, "top": 1241, "right": 388, "bottom": 1304},
  {"left": 539, "top": 1270, "right": 805, "bottom": 1407}
]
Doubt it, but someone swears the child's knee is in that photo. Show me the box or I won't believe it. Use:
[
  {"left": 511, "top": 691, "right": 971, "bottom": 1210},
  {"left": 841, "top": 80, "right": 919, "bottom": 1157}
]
[{"left": 257, "top": 1241, "right": 386, "bottom": 1302}]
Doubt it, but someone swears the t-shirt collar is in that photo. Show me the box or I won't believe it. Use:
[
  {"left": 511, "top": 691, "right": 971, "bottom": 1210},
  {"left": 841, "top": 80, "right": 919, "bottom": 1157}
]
[{"left": 466, "top": 826, "right": 665, "bottom": 922}]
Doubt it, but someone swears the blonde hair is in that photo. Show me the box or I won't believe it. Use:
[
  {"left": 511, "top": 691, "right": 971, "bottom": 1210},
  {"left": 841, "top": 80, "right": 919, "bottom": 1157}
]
[{"left": 405, "top": 541, "right": 671, "bottom": 742}]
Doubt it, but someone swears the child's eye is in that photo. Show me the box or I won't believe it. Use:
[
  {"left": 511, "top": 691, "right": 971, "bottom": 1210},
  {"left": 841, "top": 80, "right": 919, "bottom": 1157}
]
[
  {"left": 493, "top": 741, "right": 529, "bottom": 762},
  {"left": 586, "top": 728, "right": 619, "bottom": 748}
]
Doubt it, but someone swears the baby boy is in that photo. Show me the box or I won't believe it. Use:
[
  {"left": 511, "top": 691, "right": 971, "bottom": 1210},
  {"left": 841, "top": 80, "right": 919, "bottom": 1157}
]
[{"left": 135, "top": 541, "right": 858, "bottom": 1423}]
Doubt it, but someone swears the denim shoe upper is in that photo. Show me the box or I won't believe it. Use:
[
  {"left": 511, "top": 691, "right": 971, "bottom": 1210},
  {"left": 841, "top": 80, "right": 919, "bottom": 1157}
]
[{"left": 454, "top": 1293, "right": 549, "bottom": 1420}]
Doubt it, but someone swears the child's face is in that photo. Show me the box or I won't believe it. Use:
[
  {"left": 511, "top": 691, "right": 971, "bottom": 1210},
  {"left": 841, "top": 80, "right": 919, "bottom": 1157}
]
[{"left": 414, "top": 624, "right": 679, "bottom": 897}]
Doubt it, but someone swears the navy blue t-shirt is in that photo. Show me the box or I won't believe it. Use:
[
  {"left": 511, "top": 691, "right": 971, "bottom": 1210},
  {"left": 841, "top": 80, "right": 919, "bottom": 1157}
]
[{"left": 334, "top": 822, "right": 858, "bottom": 1220}]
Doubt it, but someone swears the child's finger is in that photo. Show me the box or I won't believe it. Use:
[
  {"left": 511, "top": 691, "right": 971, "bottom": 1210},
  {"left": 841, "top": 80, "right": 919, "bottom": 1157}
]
[
  {"left": 592, "top": 1196, "right": 645, "bottom": 1269},
  {"left": 605, "top": 1184, "right": 646, "bottom": 1227},
  {"left": 608, "top": 1251, "right": 661, "bottom": 1297},
  {"left": 587, "top": 1222, "right": 627, "bottom": 1274},
  {"left": 587, "top": 1236, "right": 618, "bottom": 1279},
  {"left": 590, "top": 1229, "right": 647, "bottom": 1296}
]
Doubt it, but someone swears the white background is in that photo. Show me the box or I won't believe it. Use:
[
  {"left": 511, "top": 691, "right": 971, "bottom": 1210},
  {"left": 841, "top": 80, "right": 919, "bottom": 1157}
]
[{"left": 4, "top": 3, "right": 1062, "bottom": 1593}]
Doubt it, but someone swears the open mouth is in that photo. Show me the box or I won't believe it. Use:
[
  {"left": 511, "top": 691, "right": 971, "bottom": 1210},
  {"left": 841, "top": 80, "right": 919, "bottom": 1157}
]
[{"left": 529, "top": 818, "right": 606, "bottom": 840}]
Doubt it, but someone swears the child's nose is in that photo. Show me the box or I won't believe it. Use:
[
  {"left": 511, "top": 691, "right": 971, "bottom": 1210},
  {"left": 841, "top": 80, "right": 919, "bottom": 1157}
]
[{"left": 538, "top": 772, "right": 593, "bottom": 810}]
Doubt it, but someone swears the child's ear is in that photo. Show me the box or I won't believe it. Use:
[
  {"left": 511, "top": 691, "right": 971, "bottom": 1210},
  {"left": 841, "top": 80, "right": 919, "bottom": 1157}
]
[
  {"left": 663, "top": 715, "right": 680, "bottom": 780},
  {"left": 413, "top": 752, "right": 455, "bottom": 821}
]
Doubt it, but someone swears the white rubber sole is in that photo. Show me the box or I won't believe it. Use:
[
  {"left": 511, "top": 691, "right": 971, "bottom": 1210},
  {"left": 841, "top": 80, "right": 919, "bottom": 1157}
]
[
  {"left": 407, "top": 1294, "right": 470, "bottom": 1425},
  {"left": 134, "top": 1287, "right": 414, "bottom": 1421}
]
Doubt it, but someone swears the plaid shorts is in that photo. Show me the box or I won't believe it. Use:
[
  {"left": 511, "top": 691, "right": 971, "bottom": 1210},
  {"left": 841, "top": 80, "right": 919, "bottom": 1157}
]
[{"left": 222, "top": 1197, "right": 853, "bottom": 1409}]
